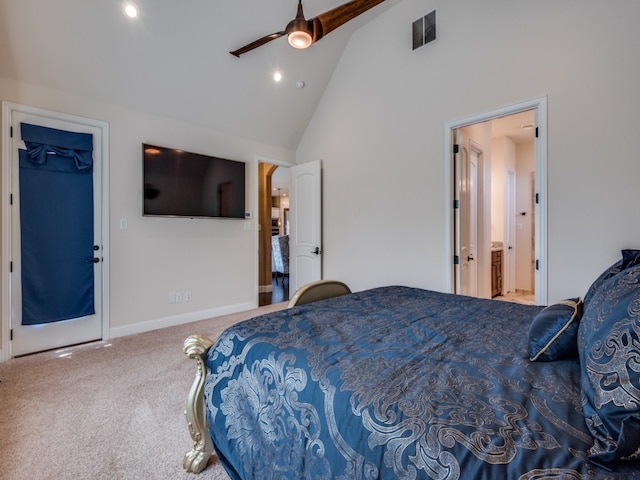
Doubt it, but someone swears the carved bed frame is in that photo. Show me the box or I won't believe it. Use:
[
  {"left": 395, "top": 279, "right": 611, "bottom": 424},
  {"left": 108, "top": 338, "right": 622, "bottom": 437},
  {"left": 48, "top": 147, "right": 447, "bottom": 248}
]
[{"left": 182, "top": 334, "right": 215, "bottom": 473}]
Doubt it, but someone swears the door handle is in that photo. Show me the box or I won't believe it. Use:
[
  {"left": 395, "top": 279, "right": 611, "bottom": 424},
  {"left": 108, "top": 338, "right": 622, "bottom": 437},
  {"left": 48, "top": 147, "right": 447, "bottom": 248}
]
[
  {"left": 311, "top": 247, "right": 322, "bottom": 255},
  {"left": 93, "top": 257, "right": 101, "bottom": 263},
  {"left": 467, "top": 255, "right": 474, "bottom": 261}
]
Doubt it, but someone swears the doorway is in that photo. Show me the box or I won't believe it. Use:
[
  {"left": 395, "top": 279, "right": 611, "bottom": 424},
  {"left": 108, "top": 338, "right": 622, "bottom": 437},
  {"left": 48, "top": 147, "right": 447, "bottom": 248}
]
[
  {"left": 2, "top": 103, "right": 109, "bottom": 359},
  {"left": 257, "top": 162, "right": 290, "bottom": 306},
  {"left": 448, "top": 97, "right": 547, "bottom": 306}
]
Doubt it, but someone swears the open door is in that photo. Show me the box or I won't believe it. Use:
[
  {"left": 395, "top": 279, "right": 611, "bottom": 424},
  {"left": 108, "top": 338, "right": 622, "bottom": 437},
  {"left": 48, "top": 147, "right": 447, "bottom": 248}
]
[
  {"left": 289, "top": 160, "right": 322, "bottom": 293},
  {"left": 453, "top": 131, "right": 477, "bottom": 296},
  {"left": 504, "top": 169, "right": 516, "bottom": 294}
]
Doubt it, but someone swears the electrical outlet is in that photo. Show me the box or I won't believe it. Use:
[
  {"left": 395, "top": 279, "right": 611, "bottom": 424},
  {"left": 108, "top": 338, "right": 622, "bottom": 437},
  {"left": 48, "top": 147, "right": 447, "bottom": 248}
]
[
  {"left": 185, "top": 291, "right": 192, "bottom": 301},
  {"left": 168, "top": 292, "right": 176, "bottom": 303},
  {"left": 175, "top": 292, "right": 183, "bottom": 303}
]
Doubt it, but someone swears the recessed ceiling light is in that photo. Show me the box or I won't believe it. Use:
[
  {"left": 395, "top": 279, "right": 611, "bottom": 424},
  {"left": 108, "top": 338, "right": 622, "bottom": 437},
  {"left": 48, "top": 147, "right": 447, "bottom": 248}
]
[
  {"left": 124, "top": 3, "right": 138, "bottom": 18},
  {"left": 274, "top": 72, "right": 282, "bottom": 82}
]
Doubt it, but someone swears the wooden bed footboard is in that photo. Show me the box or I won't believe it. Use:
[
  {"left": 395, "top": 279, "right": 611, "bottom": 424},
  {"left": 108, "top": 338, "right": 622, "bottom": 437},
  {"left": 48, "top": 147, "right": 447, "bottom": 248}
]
[{"left": 183, "top": 334, "right": 215, "bottom": 473}]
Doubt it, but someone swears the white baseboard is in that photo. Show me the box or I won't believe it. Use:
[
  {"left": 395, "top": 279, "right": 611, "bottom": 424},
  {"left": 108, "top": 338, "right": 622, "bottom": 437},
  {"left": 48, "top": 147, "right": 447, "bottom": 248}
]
[{"left": 109, "top": 302, "right": 256, "bottom": 339}]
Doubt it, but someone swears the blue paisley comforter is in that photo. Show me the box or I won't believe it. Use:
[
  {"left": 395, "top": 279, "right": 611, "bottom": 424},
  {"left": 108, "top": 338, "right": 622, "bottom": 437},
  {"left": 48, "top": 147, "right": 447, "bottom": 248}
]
[{"left": 204, "top": 286, "right": 633, "bottom": 479}]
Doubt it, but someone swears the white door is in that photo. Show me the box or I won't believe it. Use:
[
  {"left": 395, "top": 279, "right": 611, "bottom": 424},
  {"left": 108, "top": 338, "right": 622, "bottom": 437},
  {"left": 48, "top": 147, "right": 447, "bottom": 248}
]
[
  {"left": 505, "top": 169, "right": 516, "bottom": 294},
  {"left": 454, "top": 132, "right": 477, "bottom": 296},
  {"left": 467, "top": 149, "right": 478, "bottom": 296},
  {"left": 289, "top": 160, "right": 322, "bottom": 293},
  {"left": 8, "top": 107, "right": 105, "bottom": 356}
]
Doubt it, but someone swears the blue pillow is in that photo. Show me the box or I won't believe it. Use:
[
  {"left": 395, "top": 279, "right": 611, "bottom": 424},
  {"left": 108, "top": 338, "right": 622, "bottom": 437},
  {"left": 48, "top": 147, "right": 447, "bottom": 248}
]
[
  {"left": 528, "top": 298, "right": 582, "bottom": 362},
  {"left": 578, "top": 265, "right": 640, "bottom": 468},
  {"left": 584, "top": 250, "right": 640, "bottom": 308},
  {"left": 621, "top": 249, "right": 640, "bottom": 270},
  {"left": 583, "top": 260, "right": 623, "bottom": 307}
]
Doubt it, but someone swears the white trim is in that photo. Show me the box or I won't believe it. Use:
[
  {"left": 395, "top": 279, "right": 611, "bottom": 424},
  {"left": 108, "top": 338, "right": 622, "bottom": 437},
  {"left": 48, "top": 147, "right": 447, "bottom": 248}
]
[
  {"left": 109, "top": 302, "right": 255, "bottom": 338},
  {"left": 1, "top": 104, "right": 12, "bottom": 362},
  {"left": 534, "top": 101, "right": 548, "bottom": 306},
  {"left": 1, "top": 102, "right": 110, "bottom": 361},
  {"left": 444, "top": 96, "right": 548, "bottom": 305}
]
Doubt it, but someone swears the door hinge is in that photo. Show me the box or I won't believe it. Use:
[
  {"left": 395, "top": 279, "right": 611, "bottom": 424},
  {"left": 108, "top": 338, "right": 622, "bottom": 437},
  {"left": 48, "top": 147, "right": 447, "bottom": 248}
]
[
  {"left": 454, "top": 255, "right": 460, "bottom": 265},
  {"left": 535, "top": 127, "right": 539, "bottom": 138},
  {"left": 453, "top": 199, "right": 459, "bottom": 209},
  {"left": 10, "top": 329, "right": 13, "bottom": 341},
  {"left": 10, "top": 193, "right": 13, "bottom": 205},
  {"left": 536, "top": 259, "right": 540, "bottom": 270},
  {"left": 10, "top": 126, "right": 13, "bottom": 138},
  {"left": 535, "top": 193, "right": 539, "bottom": 204},
  {"left": 9, "top": 261, "right": 13, "bottom": 273},
  {"left": 453, "top": 144, "right": 459, "bottom": 154}
]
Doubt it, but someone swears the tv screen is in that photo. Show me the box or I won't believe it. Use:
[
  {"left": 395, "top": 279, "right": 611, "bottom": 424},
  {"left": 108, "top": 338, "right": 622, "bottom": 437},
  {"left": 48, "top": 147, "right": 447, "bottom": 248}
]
[{"left": 143, "top": 144, "right": 246, "bottom": 219}]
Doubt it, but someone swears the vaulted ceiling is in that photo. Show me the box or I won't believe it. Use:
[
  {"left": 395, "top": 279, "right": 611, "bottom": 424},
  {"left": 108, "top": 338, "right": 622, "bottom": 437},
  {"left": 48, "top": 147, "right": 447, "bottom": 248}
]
[{"left": 0, "top": 0, "right": 399, "bottom": 151}]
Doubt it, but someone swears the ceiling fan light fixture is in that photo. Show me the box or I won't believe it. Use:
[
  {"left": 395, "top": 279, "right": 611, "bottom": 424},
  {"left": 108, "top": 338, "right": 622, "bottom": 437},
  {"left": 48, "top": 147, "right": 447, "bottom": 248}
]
[{"left": 288, "top": 29, "right": 313, "bottom": 49}]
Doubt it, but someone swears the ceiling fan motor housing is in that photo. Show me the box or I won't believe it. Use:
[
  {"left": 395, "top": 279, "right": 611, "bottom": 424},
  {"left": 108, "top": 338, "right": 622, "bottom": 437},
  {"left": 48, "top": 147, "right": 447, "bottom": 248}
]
[{"left": 286, "top": 1, "right": 314, "bottom": 48}]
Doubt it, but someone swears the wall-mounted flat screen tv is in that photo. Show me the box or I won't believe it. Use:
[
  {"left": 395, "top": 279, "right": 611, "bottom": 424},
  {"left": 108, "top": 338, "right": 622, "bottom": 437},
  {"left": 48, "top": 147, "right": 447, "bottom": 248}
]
[{"left": 143, "top": 143, "right": 246, "bottom": 219}]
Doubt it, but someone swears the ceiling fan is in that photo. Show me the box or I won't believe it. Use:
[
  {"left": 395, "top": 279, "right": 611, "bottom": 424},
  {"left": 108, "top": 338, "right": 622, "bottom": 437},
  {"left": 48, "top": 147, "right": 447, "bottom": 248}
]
[{"left": 230, "top": 0, "right": 385, "bottom": 57}]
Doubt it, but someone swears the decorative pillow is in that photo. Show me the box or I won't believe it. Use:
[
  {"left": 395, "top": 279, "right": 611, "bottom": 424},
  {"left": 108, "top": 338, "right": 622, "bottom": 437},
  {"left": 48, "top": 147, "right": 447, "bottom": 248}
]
[
  {"left": 583, "top": 259, "right": 623, "bottom": 307},
  {"left": 621, "top": 249, "right": 640, "bottom": 271},
  {"left": 528, "top": 298, "right": 583, "bottom": 362},
  {"left": 584, "top": 250, "right": 640, "bottom": 308},
  {"left": 578, "top": 264, "right": 640, "bottom": 468}
]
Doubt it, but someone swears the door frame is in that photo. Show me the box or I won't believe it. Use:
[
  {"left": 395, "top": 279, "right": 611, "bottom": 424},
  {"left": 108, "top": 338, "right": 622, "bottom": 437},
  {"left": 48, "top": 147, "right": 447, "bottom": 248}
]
[
  {"left": 1, "top": 102, "right": 110, "bottom": 361},
  {"left": 445, "top": 96, "right": 547, "bottom": 306},
  {"left": 469, "top": 140, "right": 489, "bottom": 298}
]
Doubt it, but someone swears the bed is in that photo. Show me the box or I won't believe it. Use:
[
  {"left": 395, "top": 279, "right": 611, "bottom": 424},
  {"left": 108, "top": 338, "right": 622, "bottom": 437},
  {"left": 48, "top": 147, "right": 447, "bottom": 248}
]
[{"left": 183, "top": 254, "right": 640, "bottom": 479}]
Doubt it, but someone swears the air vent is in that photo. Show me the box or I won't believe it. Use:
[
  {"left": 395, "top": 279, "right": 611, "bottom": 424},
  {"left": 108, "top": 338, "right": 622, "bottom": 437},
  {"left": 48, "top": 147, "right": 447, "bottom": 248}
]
[{"left": 412, "top": 10, "right": 437, "bottom": 50}]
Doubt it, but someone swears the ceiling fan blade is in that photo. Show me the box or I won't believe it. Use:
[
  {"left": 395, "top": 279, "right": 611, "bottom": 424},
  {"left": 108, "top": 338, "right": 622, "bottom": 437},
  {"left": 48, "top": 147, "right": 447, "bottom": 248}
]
[
  {"left": 312, "top": 0, "right": 385, "bottom": 41},
  {"left": 230, "top": 31, "right": 286, "bottom": 57}
]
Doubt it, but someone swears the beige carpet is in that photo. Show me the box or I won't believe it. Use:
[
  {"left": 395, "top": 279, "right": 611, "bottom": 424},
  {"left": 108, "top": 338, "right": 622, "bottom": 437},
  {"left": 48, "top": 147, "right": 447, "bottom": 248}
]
[{"left": 0, "top": 302, "right": 288, "bottom": 480}]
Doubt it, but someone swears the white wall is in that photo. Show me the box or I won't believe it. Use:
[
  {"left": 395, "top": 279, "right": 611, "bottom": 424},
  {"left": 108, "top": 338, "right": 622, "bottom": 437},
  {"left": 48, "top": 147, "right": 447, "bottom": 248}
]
[
  {"left": 0, "top": 77, "right": 295, "bottom": 337},
  {"left": 297, "top": 0, "right": 640, "bottom": 302}
]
